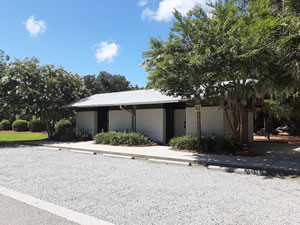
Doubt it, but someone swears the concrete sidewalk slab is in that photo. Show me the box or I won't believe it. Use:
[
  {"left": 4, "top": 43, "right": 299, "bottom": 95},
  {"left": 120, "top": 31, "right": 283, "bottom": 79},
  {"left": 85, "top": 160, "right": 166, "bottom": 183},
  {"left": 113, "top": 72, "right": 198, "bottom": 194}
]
[{"left": 25, "top": 140, "right": 300, "bottom": 176}]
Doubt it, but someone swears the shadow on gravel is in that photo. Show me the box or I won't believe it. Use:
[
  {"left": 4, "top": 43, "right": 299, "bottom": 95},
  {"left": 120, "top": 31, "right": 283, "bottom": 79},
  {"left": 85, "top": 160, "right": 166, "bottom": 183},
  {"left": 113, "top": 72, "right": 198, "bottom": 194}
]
[
  {"left": 262, "top": 174, "right": 300, "bottom": 181},
  {"left": 188, "top": 141, "right": 300, "bottom": 178}
]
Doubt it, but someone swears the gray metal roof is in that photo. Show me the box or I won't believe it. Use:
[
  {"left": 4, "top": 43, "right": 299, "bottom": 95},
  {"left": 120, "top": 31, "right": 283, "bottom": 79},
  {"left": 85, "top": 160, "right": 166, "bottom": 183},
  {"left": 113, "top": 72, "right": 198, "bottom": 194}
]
[{"left": 65, "top": 89, "right": 184, "bottom": 108}]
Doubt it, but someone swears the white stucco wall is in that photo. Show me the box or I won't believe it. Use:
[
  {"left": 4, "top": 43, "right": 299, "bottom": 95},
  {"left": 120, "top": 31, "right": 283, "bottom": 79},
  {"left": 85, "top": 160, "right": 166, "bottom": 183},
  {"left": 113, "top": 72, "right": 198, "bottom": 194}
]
[
  {"left": 109, "top": 110, "right": 131, "bottom": 132},
  {"left": 186, "top": 107, "right": 197, "bottom": 136},
  {"left": 174, "top": 109, "right": 186, "bottom": 137},
  {"left": 76, "top": 111, "right": 98, "bottom": 136},
  {"left": 186, "top": 106, "right": 224, "bottom": 136},
  {"left": 202, "top": 106, "right": 224, "bottom": 136},
  {"left": 136, "top": 108, "right": 166, "bottom": 143}
]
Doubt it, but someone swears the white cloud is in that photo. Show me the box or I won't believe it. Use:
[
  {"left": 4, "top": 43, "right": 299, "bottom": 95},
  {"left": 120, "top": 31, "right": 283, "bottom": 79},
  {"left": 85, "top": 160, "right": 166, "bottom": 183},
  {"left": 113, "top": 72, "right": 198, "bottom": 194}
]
[
  {"left": 141, "top": 0, "right": 212, "bottom": 22},
  {"left": 138, "top": 0, "right": 148, "bottom": 7},
  {"left": 25, "top": 16, "right": 47, "bottom": 37},
  {"left": 95, "top": 41, "right": 120, "bottom": 63},
  {"left": 141, "top": 8, "right": 155, "bottom": 20}
]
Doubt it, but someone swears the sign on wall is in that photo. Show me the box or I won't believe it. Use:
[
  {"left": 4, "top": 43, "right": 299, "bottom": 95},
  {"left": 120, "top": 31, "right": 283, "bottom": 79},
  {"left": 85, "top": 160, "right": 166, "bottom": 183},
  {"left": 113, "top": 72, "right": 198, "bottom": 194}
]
[{"left": 194, "top": 105, "right": 201, "bottom": 112}]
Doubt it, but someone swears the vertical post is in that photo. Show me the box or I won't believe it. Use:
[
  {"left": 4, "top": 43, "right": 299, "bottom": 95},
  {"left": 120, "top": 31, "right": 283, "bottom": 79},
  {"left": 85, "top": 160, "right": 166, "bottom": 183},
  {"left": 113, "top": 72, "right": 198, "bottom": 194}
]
[
  {"left": 132, "top": 105, "right": 136, "bottom": 132},
  {"left": 195, "top": 105, "right": 201, "bottom": 141},
  {"left": 197, "top": 111, "right": 201, "bottom": 140}
]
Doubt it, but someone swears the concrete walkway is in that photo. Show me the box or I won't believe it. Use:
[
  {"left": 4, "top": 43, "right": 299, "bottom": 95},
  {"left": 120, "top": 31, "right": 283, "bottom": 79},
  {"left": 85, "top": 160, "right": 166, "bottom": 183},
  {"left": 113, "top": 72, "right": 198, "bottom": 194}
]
[{"left": 26, "top": 140, "right": 300, "bottom": 176}]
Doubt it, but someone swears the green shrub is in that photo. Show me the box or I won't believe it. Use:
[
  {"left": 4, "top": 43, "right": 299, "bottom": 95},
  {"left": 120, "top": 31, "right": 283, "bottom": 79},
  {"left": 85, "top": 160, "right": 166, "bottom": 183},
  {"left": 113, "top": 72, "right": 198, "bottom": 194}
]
[
  {"left": 55, "top": 119, "right": 73, "bottom": 135},
  {"left": 52, "top": 121, "right": 92, "bottom": 141},
  {"left": 94, "top": 131, "right": 154, "bottom": 146},
  {"left": 220, "top": 135, "right": 238, "bottom": 153},
  {"left": 74, "top": 128, "right": 92, "bottom": 141},
  {"left": 170, "top": 135, "right": 238, "bottom": 154},
  {"left": 287, "top": 124, "right": 299, "bottom": 135},
  {"left": 201, "top": 136, "right": 221, "bottom": 153},
  {"left": 169, "top": 136, "right": 200, "bottom": 150},
  {"left": 0, "top": 120, "right": 12, "bottom": 130},
  {"left": 12, "top": 120, "right": 29, "bottom": 131},
  {"left": 96, "top": 131, "right": 118, "bottom": 144},
  {"left": 29, "top": 119, "right": 45, "bottom": 132},
  {"left": 202, "top": 135, "right": 238, "bottom": 153}
]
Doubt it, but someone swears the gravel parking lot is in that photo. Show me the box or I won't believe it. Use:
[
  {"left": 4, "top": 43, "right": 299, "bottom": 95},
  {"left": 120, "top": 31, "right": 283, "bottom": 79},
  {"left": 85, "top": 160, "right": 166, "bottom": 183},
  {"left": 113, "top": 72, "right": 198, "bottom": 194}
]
[{"left": 0, "top": 146, "right": 299, "bottom": 225}]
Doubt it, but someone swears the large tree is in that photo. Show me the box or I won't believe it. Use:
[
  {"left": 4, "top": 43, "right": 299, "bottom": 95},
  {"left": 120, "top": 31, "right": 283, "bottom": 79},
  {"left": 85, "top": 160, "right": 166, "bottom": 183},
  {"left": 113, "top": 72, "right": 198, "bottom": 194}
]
[
  {"left": 263, "top": 0, "right": 300, "bottom": 133},
  {"left": 36, "top": 65, "right": 90, "bottom": 137},
  {"left": 0, "top": 50, "right": 13, "bottom": 122},
  {"left": 143, "top": 0, "right": 297, "bottom": 145},
  {"left": 0, "top": 50, "right": 9, "bottom": 73},
  {"left": 1, "top": 57, "right": 89, "bottom": 137},
  {"left": 83, "top": 75, "right": 98, "bottom": 95}
]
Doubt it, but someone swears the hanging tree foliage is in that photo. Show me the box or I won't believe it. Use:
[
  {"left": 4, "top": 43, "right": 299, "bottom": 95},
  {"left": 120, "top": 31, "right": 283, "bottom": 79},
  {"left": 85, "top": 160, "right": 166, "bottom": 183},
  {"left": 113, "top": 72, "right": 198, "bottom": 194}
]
[{"left": 143, "top": 0, "right": 298, "bottom": 144}]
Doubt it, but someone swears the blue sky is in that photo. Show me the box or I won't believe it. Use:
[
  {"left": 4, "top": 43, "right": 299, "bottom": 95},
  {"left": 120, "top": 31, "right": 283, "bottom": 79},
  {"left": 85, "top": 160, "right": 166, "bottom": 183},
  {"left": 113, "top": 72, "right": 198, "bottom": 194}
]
[{"left": 1, "top": 0, "right": 209, "bottom": 86}]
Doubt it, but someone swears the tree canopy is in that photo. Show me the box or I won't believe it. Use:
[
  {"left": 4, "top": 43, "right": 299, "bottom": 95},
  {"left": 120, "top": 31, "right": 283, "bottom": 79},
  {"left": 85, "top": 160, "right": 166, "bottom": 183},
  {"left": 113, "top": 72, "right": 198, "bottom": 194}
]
[
  {"left": 83, "top": 71, "right": 139, "bottom": 95},
  {"left": 143, "top": 0, "right": 300, "bottom": 143},
  {"left": 0, "top": 55, "right": 90, "bottom": 137}
]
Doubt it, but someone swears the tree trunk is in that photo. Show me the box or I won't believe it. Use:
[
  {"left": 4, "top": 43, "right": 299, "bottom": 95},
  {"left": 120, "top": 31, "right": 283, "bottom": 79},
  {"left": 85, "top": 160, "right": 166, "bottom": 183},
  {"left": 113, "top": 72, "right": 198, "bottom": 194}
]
[
  {"left": 232, "top": 106, "right": 240, "bottom": 143},
  {"left": 239, "top": 108, "right": 249, "bottom": 146},
  {"left": 224, "top": 107, "right": 235, "bottom": 136},
  {"left": 44, "top": 118, "right": 54, "bottom": 139}
]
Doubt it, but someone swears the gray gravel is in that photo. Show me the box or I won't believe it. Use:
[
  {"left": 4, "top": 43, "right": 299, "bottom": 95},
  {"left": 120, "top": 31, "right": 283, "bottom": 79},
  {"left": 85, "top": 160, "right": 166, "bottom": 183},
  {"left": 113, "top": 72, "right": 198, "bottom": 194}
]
[{"left": 0, "top": 146, "right": 299, "bottom": 225}]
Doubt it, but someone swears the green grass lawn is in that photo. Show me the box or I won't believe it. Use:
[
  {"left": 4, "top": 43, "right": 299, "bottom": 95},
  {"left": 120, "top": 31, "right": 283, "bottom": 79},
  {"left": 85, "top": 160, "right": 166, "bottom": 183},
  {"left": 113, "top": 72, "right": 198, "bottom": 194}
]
[{"left": 0, "top": 132, "right": 48, "bottom": 144}]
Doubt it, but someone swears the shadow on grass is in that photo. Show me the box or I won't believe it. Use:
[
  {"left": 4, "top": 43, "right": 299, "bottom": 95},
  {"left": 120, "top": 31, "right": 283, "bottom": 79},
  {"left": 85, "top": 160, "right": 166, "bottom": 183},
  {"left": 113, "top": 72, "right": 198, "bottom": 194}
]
[{"left": 0, "top": 138, "right": 49, "bottom": 148}]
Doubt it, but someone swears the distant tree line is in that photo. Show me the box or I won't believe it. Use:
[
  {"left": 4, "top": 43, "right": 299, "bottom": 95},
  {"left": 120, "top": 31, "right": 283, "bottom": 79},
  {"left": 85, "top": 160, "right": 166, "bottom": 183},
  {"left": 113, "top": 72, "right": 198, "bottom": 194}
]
[
  {"left": 0, "top": 52, "right": 139, "bottom": 137},
  {"left": 83, "top": 71, "right": 141, "bottom": 95}
]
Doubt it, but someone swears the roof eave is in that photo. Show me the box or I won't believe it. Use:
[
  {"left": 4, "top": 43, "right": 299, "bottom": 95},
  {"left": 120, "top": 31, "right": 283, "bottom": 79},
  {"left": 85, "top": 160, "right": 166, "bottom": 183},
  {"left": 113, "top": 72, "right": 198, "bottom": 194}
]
[{"left": 65, "top": 99, "right": 187, "bottom": 109}]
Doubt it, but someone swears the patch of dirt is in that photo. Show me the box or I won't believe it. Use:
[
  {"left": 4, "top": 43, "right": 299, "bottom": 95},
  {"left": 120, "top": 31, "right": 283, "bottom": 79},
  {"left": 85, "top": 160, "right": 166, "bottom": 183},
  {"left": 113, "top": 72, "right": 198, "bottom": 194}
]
[
  {"left": 0, "top": 130, "right": 16, "bottom": 133},
  {"left": 0, "top": 130, "right": 48, "bottom": 135},
  {"left": 254, "top": 132, "right": 300, "bottom": 144},
  {"left": 93, "top": 142, "right": 157, "bottom": 147}
]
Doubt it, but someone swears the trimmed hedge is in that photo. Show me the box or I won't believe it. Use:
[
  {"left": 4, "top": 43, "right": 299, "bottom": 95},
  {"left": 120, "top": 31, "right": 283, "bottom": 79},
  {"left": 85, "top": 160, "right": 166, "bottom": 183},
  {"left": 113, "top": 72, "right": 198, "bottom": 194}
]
[
  {"left": 52, "top": 119, "right": 92, "bottom": 141},
  {"left": 55, "top": 119, "right": 73, "bottom": 135},
  {"left": 0, "top": 119, "right": 12, "bottom": 130},
  {"left": 94, "top": 131, "right": 154, "bottom": 146},
  {"left": 29, "top": 119, "right": 45, "bottom": 132},
  {"left": 12, "top": 120, "right": 29, "bottom": 131},
  {"left": 170, "top": 135, "right": 238, "bottom": 153}
]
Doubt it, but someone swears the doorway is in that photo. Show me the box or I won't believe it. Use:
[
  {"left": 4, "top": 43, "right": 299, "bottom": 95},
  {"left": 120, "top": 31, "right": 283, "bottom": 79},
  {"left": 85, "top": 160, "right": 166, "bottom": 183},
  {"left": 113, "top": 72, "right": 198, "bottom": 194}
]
[
  {"left": 166, "top": 108, "right": 174, "bottom": 143},
  {"left": 98, "top": 107, "right": 108, "bottom": 133}
]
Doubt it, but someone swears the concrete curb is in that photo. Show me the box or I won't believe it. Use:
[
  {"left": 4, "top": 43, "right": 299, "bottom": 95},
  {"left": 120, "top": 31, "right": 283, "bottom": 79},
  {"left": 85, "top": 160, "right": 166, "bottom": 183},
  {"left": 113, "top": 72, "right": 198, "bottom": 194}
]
[
  {"left": 207, "top": 165, "right": 268, "bottom": 176},
  {"left": 206, "top": 162, "right": 300, "bottom": 176},
  {"left": 27, "top": 143, "right": 300, "bottom": 177},
  {"left": 27, "top": 143, "right": 198, "bottom": 164}
]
